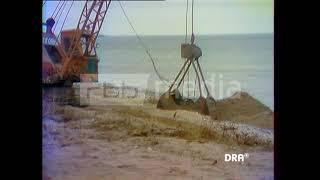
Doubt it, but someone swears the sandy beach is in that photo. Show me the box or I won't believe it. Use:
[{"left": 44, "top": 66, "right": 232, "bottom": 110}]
[{"left": 43, "top": 87, "right": 274, "bottom": 180}]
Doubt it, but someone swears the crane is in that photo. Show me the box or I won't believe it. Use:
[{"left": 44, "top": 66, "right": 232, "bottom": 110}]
[{"left": 43, "top": 0, "right": 112, "bottom": 86}]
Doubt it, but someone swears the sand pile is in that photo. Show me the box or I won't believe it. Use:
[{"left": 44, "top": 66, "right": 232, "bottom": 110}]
[
  {"left": 211, "top": 91, "right": 273, "bottom": 128},
  {"left": 156, "top": 90, "right": 273, "bottom": 128}
]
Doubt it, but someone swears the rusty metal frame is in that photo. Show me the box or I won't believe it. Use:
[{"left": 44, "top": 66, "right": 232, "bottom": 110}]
[
  {"left": 67, "top": 0, "right": 111, "bottom": 58},
  {"left": 61, "top": 0, "right": 111, "bottom": 76}
]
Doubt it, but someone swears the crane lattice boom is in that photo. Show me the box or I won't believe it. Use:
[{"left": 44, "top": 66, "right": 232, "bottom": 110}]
[{"left": 68, "top": 0, "right": 111, "bottom": 58}]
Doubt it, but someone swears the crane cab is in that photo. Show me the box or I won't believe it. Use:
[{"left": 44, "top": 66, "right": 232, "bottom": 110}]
[
  {"left": 60, "top": 29, "right": 99, "bottom": 82},
  {"left": 42, "top": 25, "right": 65, "bottom": 84}
]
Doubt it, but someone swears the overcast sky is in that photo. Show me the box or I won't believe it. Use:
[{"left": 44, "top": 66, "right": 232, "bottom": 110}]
[{"left": 43, "top": 0, "right": 273, "bottom": 35}]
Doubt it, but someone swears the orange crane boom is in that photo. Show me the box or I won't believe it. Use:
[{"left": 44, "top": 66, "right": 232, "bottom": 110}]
[
  {"left": 67, "top": 0, "right": 111, "bottom": 58},
  {"left": 61, "top": 0, "right": 111, "bottom": 81}
]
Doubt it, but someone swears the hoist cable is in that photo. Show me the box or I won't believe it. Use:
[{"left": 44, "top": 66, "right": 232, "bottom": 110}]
[
  {"left": 53, "top": 1, "right": 67, "bottom": 33},
  {"left": 185, "top": 0, "right": 189, "bottom": 43},
  {"left": 55, "top": 0, "right": 74, "bottom": 46},
  {"left": 51, "top": 1, "right": 61, "bottom": 18},
  {"left": 117, "top": 0, "right": 169, "bottom": 85},
  {"left": 59, "top": 1, "right": 74, "bottom": 35},
  {"left": 191, "top": 0, "right": 194, "bottom": 35},
  {"left": 53, "top": 1, "right": 66, "bottom": 19}
]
